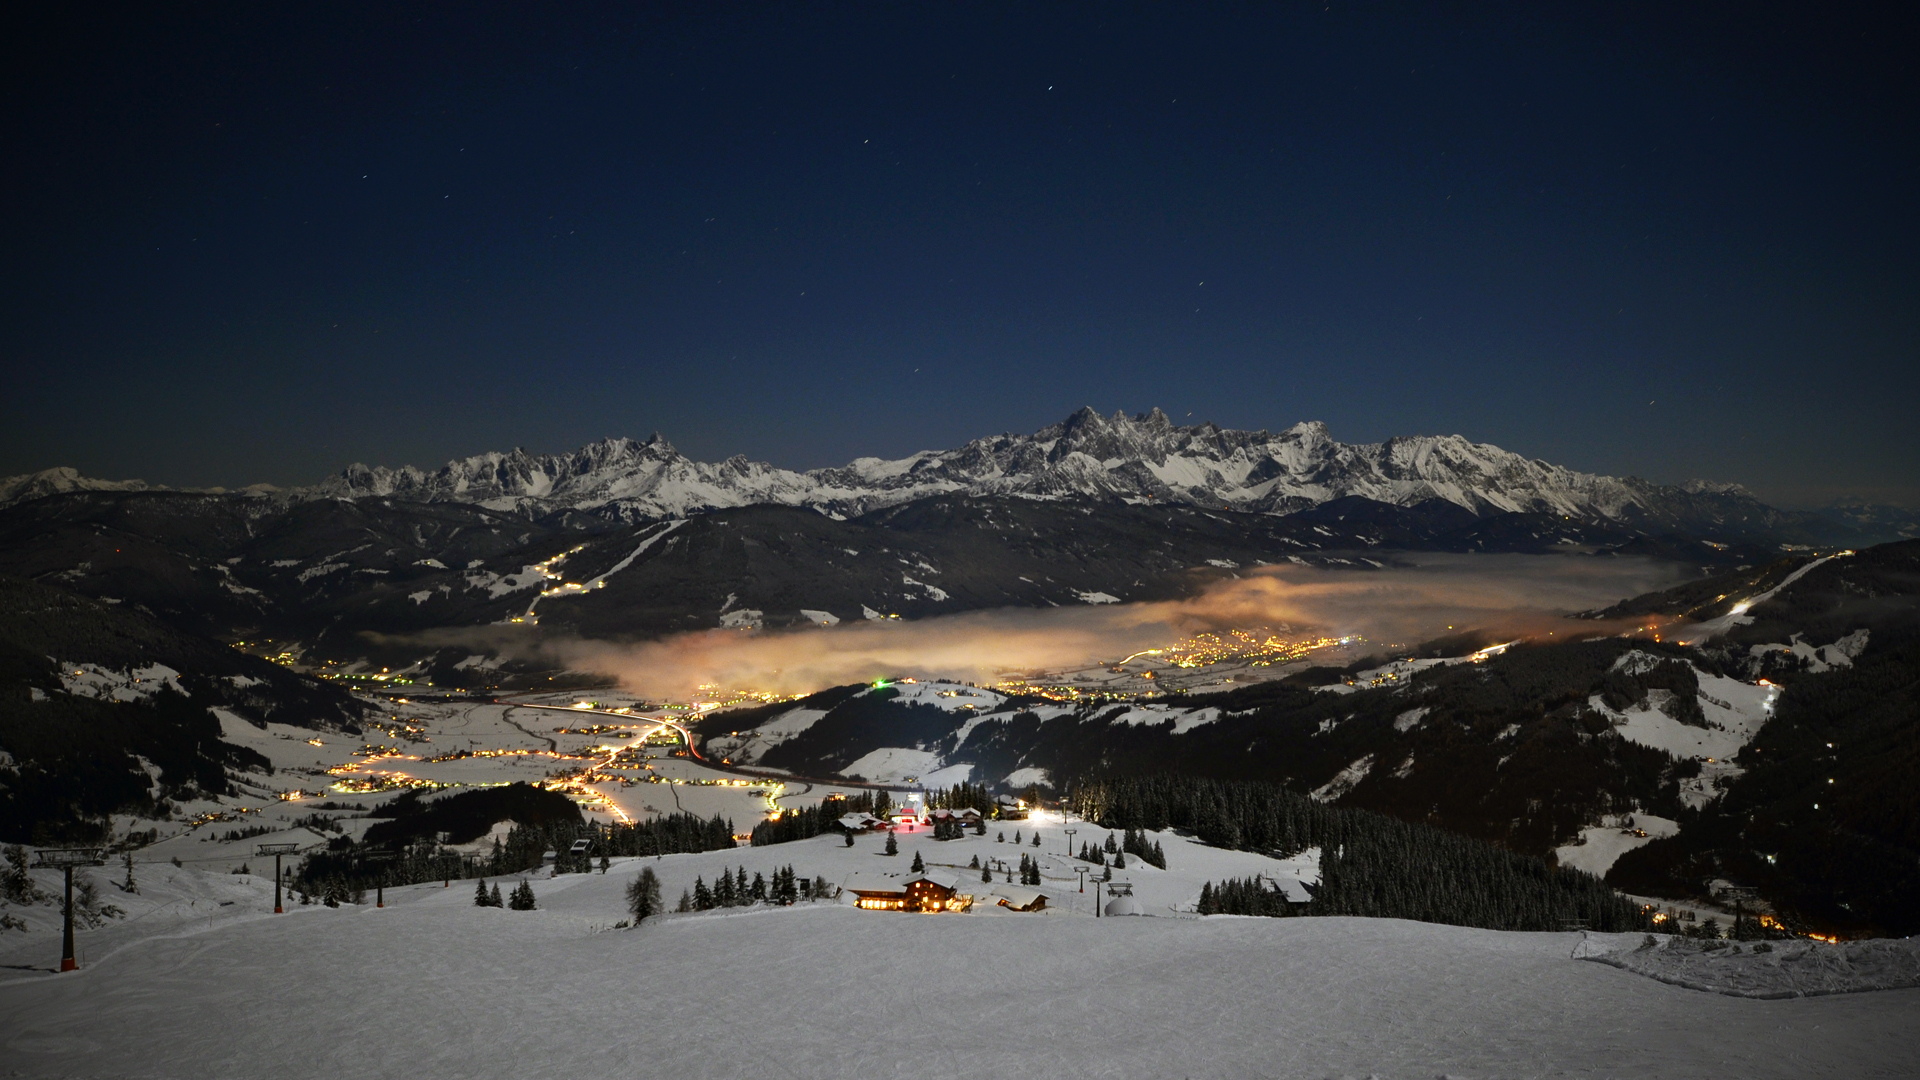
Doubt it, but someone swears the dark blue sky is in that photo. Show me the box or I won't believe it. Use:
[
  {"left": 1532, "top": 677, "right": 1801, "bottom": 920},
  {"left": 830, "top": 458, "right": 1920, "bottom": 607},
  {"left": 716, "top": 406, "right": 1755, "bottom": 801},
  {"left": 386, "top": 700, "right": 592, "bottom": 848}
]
[{"left": 5, "top": 3, "right": 1915, "bottom": 506}]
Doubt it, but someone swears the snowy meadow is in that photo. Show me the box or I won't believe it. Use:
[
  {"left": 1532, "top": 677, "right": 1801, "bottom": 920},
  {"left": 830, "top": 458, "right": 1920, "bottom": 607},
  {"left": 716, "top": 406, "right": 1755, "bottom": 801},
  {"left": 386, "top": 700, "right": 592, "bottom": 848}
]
[{"left": 3, "top": 819, "right": 1914, "bottom": 1080}]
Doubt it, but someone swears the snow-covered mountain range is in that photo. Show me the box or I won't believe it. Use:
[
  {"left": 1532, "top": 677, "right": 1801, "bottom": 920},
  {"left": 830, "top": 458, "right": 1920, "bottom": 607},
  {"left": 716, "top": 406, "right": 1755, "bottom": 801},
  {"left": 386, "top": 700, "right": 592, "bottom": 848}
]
[
  {"left": 2, "top": 408, "right": 1864, "bottom": 541},
  {"left": 0, "top": 466, "right": 154, "bottom": 506},
  {"left": 289, "top": 408, "right": 1801, "bottom": 536}
]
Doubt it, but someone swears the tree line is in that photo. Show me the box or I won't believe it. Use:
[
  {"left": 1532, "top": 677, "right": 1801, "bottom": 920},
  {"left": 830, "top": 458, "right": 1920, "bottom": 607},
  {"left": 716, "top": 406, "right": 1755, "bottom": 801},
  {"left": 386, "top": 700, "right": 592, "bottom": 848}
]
[
  {"left": 1075, "top": 774, "right": 1650, "bottom": 933},
  {"left": 294, "top": 810, "right": 736, "bottom": 896}
]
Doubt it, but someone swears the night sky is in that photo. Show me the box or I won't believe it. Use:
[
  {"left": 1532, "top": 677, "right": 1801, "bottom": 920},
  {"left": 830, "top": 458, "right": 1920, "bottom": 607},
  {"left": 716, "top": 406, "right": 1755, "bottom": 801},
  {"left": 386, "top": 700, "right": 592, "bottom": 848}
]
[{"left": 5, "top": 4, "right": 1915, "bottom": 506}]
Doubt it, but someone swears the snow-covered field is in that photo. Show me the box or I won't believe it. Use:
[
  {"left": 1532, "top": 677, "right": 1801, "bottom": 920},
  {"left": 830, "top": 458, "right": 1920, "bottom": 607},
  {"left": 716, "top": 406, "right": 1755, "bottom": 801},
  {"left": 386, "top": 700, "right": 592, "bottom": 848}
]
[
  {"left": 1552, "top": 814, "right": 1680, "bottom": 877},
  {"left": 3, "top": 820, "right": 1914, "bottom": 1079},
  {"left": 1577, "top": 932, "right": 1920, "bottom": 1000}
]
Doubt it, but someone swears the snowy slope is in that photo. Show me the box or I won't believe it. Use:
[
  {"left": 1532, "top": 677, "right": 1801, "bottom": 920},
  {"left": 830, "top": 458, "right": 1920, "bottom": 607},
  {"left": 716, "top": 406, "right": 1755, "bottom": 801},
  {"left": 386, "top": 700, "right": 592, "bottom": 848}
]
[
  {"left": 292, "top": 408, "right": 1808, "bottom": 534},
  {"left": 0, "top": 839, "right": 1910, "bottom": 1079}
]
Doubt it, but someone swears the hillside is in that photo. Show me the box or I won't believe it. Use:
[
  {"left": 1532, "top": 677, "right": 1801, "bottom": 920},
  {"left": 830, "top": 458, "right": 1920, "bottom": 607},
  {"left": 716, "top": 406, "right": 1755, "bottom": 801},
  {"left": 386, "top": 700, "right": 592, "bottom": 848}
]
[
  {"left": 0, "top": 575, "right": 368, "bottom": 843},
  {"left": 699, "top": 539, "right": 1920, "bottom": 935},
  {"left": 0, "top": 488, "right": 1767, "bottom": 669},
  {"left": 1606, "top": 540, "right": 1920, "bottom": 936}
]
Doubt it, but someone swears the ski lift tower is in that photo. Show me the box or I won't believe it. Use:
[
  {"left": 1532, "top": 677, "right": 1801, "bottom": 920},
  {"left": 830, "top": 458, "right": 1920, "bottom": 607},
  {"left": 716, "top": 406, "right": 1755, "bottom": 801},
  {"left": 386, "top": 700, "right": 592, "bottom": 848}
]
[
  {"left": 256, "top": 842, "right": 301, "bottom": 913},
  {"left": 32, "top": 848, "right": 104, "bottom": 972},
  {"left": 362, "top": 851, "right": 397, "bottom": 908}
]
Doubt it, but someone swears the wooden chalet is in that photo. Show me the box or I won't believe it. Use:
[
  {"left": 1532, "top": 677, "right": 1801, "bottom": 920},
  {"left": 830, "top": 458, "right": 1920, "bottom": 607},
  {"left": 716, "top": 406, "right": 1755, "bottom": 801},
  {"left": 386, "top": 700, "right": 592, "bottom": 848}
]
[
  {"left": 991, "top": 884, "right": 1047, "bottom": 912},
  {"left": 843, "top": 870, "right": 971, "bottom": 912},
  {"left": 836, "top": 812, "right": 887, "bottom": 833}
]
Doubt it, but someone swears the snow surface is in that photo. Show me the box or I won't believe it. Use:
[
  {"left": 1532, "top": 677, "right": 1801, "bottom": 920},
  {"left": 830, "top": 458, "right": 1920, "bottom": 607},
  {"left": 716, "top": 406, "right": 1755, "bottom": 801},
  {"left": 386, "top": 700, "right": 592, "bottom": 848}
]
[
  {"left": 56, "top": 662, "right": 185, "bottom": 702},
  {"left": 1003, "top": 766, "right": 1050, "bottom": 789},
  {"left": 716, "top": 706, "right": 833, "bottom": 764},
  {"left": 1, "top": 840, "right": 1910, "bottom": 1080},
  {"left": 1684, "top": 554, "right": 1845, "bottom": 640},
  {"left": 1578, "top": 933, "right": 1920, "bottom": 999},
  {"left": 840, "top": 747, "right": 941, "bottom": 783},
  {"left": 1593, "top": 652, "right": 1778, "bottom": 766},
  {"left": 1553, "top": 815, "right": 1681, "bottom": 877},
  {"left": 1311, "top": 754, "right": 1375, "bottom": 802},
  {"left": 1748, "top": 629, "right": 1870, "bottom": 674},
  {"left": 879, "top": 681, "right": 1008, "bottom": 712}
]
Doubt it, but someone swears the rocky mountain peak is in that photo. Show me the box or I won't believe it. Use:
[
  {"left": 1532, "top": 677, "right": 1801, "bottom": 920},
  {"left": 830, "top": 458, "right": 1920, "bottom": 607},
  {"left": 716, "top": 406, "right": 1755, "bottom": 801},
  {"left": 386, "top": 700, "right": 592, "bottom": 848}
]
[{"left": 6, "top": 410, "right": 1828, "bottom": 543}]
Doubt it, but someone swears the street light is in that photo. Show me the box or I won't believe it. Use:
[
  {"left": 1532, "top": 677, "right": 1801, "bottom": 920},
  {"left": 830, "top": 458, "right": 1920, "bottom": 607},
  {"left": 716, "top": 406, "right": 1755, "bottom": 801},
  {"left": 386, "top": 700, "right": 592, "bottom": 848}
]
[
  {"left": 257, "top": 843, "right": 300, "bottom": 913},
  {"left": 1064, "top": 827, "right": 1076, "bottom": 860},
  {"left": 1075, "top": 865, "right": 1089, "bottom": 894},
  {"left": 31, "top": 848, "right": 104, "bottom": 972}
]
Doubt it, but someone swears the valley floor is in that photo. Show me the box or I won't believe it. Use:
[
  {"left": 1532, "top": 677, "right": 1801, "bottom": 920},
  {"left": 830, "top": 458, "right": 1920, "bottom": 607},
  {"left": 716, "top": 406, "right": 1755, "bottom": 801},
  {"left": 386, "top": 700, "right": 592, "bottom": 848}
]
[{"left": 1, "top": 854, "right": 1912, "bottom": 1080}]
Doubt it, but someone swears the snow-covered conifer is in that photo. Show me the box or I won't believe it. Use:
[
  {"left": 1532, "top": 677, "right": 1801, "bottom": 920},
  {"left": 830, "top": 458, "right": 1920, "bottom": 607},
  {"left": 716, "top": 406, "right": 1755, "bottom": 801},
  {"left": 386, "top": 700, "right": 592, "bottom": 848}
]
[{"left": 627, "top": 867, "right": 663, "bottom": 923}]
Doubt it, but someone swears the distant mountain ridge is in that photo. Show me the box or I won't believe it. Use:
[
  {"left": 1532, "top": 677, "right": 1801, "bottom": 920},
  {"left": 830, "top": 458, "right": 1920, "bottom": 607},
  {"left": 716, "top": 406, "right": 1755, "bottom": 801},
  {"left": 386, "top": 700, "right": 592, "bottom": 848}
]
[
  {"left": 6, "top": 409, "right": 1886, "bottom": 544},
  {"left": 296, "top": 408, "right": 1845, "bottom": 544},
  {"left": 0, "top": 466, "right": 278, "bottom": 508},
  {"left": 0, "top": 466, "right": 154, "bottom": 505}
]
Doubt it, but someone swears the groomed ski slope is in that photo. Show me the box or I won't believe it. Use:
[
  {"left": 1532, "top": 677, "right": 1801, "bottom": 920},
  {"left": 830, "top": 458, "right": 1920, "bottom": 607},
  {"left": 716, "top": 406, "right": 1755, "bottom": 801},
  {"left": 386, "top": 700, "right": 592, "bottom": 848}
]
[{"left": 2, "top": 841, "right": 1912, "bottom": 1078}]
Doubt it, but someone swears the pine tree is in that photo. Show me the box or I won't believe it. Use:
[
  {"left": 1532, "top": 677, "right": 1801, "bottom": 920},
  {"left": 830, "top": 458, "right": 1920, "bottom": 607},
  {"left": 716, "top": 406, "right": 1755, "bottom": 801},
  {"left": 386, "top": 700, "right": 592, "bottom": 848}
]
[
  {"left": 813, "top": 875, "right": 830, "bottom": 899},
  {"left": 474, "top": 879, "right": 491, "bottom": 907},
  {"left": 1031, "top": 832, "right": 1041, "bottom": 847},
  {"left": 676, "top": 888, "right": 693, "bottom": 913},
  {"left": 489, "top": 883, "right": 503, "bottom": 907},
  {"left": 1012, "top": 830, "right": 1021, "bottom": 845},
  {"left": 2, "top": 846, "right": 35, "bottom": 903},
  {"left": 885, "top": 830, "right": 899, "bottom": 857},
  {"left": 599, "top": 854, "right": 611, "bottom": 874},
  {"left": 120, "top": 851, "right": 138, "bottom": 895},
  {"left": 845, "top": 831, "right": 856, "bottom": 847},
  {"left": 968, "top": 854, "right": 980, "bottom": 868},
  {"left": 627, "top": 867, "right": 663, "bottom": 923},
  {"left": 997, "top": 831, "right": 1006, "bottom": 843},
  {"left": 749, "top": 871, "right": 767, "bottom": 902},
  {"left": 910, "top": 851, "right": 925, "bottom": 873},
  {"left": 509, "top": 879, "right": 537, "bottom": 911},
  {"left": 982, "top": 864, "right": 994, "bottom": 883},
  {"left": 693, "top": 876, "right": 712, "bottom": 910}
]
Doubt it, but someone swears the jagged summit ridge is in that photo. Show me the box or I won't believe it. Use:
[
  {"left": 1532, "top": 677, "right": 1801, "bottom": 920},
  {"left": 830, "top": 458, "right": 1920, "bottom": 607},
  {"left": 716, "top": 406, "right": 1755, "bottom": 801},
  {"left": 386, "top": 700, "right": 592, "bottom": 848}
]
[{"left": 294, "top": 408, "right": 1782, "bottom": 532}]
